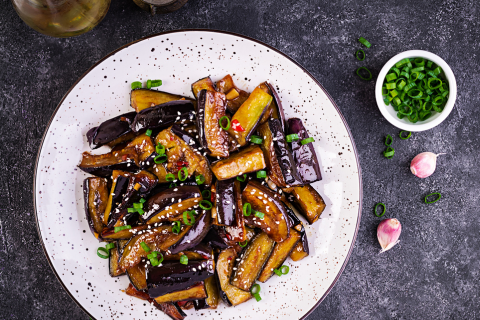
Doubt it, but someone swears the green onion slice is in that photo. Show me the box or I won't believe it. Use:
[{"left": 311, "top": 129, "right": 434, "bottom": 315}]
[
  {"left": 151, "top": 80, "right": 162, "bottom": 87},
  {"left": 399, "top": 131, "right": 412, "bottom": 140},
  {"left": 199, "top": 200, "right": 213, "bottom": 210},
  {"left": 137, "top": 208, "right": 145, "bottom": 215},
  {"left": 172, "top": 221, "right": 181, "bottom": 234},
  {"left": 131, "top": 81, "right": 142, "bottom": 90},
  {"left": 127, "top": 207, "right": 136, "bottom": 213},
  {"left": 239, "top": 240, "right": 248, "bottom": 248},
  {"left": 358, "top": 37, "right": 371, "bottom": 48},
  {"left": 251, "top": 284, "right": 261, "bottom": 302},
  {"left": 178, "top": 167, "right": 188, "bottom": 181},
  {"left": 146, "top": 79, "right": 152, "bottom": 89},
  {"left": 219, "top": 116, "right": 231, "bottom": 130},
  {"left": 140, "top": 241, "right": 151, "bottom": 252},
  {"left": 156, "top": 144, "right": 165, "bottom": 155},
  {"left": 356, "top": 67, "right": 372, "bottom": 80},
  {"left": 243, "top": 203, "right": 252, "bottom": 217},
  {"left": 254, "top": 211, "right": 265, "bottom": 219},
  {"left": 97, "top": 247, "right": 109, "bottom": 259},
  {"left": 105, "top": 243, "right": 115, "bottom": 251},
  {"left": 286, "top": 134, "right": 299, "bottom": 143},
  {"left": 237, "top": 174, "right": 247, "bottom": 182},
  {"left": 180, "top": 255, "right": 188, "bottom": 265},
  {"left": 385, "top": 134, "right": 393, "bottom": 146},
  {"left": 166, "top": 173, "right": 175, "bottom": 182},
  {"left": 145, "top": 129, "right": 152, "bottom": 137},
  {"left": 256, "top": 170, "right": 267, "bottom": 179},
  {"left": 250, "top": 135, "right": 263, "bottom": 144},
  {"left": 140, "top": 198, "right": 146, "bottom": 204},
  {"left": 301, "top": 137, "right": 315, "bottom": 145},
  {"left": 114, "top": 225, "right": 131, "bottom": 233},
  {"left": 154, "top": 154, "right": 167, "bottom": 164},
  {"left": 183, "top": 210, "right": 195, "bottom": 226},
  {"left": 274, "top": 268, "right": 283, "bottom": 276},
  {"left": 355, "top": 49, "right": 365, "bottom": 61},
  {"left": 383, "top": 147, "right": 395, "bottom": 159},
  {"left": 202, "top": 190, "right": 211, "bottom": 199},
  {"left": 374, "top": 203, "right": 386, "bottom": 217},
  {"left": 195, "top": 174, "right": 206, "bottom": 185},
  {"left": 133, "top": 202, "right": 143, "bottom": 209},
  {"left": 425, "top": 192, "right": 441, "bottom": 204},
  {"left": 280, "top": 265, "right": 290, "bottom": 275}
]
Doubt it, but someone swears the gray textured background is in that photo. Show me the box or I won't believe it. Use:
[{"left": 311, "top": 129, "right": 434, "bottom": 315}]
[{"left": 1, "top": 0, "right": 479, "bottom": 319}]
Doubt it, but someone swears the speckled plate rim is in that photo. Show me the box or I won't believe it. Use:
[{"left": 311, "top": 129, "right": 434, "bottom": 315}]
[{"left": 33, "top": 28, "right": 363, "bottom": 320}]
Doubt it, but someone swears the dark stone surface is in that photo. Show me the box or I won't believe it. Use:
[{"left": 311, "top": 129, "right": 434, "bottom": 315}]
[{"left": 1, "top": 0, "right": 479, "bottom": 319}]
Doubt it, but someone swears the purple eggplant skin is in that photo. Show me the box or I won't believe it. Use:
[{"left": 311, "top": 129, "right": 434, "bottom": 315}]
[
  {"left": 131, "top": 100, "right": 195, "bottom": 133},
  {"left": 196, "top": 90, "right": 210, "bottom": 156},
  {"left": 268, "top": 119, "right": 304, "bottom": 186},
  {"left": 87, "top": 112, "right": 137, "bottom": 149},
  {"left": 285, "top": 205, "right": 302, "bottom": 228},
  {"left": 170, "top": 124, "right": 204, "bottom": 153},
  {"left": 215, "top": 178, "right": 236, "bottom": 226},
  {"left": 202, "top": 226, "right": 230, "bottom": 250},
  {"left": 169, "top": 210, "right": 212, "bottom": 254},
  {"left": 182, "top": 242, "right": 214, "bottom": 260},
  {"left": 266, "top": 83, "right": 287, "bottom": 133},
  {"left": 285, "top": 205, "right": 308, "bottom": 253},
  {"left": 193, "top": 299, "right": 209, "bottom": 311},
  {"left": 146, "top": 260, "right": 214, "bottom": 298},
  {"left": 141, "top": 185, "right": 202, "bottom": 223},
  {"left": 288, "top": 118, "right": 322, "bottom": 183}
]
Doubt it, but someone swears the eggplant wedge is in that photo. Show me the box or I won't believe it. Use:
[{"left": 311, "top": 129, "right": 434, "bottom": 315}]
[
  {"left": 197, "top": 89, "right": 230, "bottom": 158},
  {"left": 267, "top": 83, "right": 287, "bottom": 132},
  {"left": 202, "top": 226, "right": 230, "bottom": 250},
  {"left": 127, "top": 260, "right": 148, "bottom": 291},
  {"left": 86, "top": 112, "right": 137, "bottom": 149},
  {"left": 83, "top": 177, "right": 109, "bottom": 239},
  {"left": 192, "top": 76, "right": 216, "bottom": 98},
  {"left": 257, "top": 228, "right": 301, "bottom": 282},
  {"left": 290, "top": 240, "right": 309, "bottom": 261},
  {"left": 154, "top": 282, "right": 207, "bottom": 303},
  {"left": 79, "top": 147, "right": 139, "bottom": 178},
  {"left": 287, "top": 118, "right": 322, "bottom": 183},
  {"left": 146, "top": 260, "right": 214, "bottom": 298},
  {"left": 141, "top": 185, "right": 202, "bottom": 224},
  {"left": 131, "top": 100, "right": 195, "bottom": 133},
  {"left": 125, "top": 133, "right": 156, "bottom": 166},
  {"left": 103, "top": 170, "right": 131, "bottom": 225},
  {"left": 216, "top": 74, "right": 250, "bottom": 114},
  {"left": 287, "top": 185, "right": 326, "bottom": 224},
  {"left": 216, "top": 248, "right": 252, "bottom": 306},
  {"left": 165, "top": 243, "right": 213, "bottom": 261},
  {"left": 119, "top": 224, "right": 191, "bottom": 272},
  {"left": 169, "top": 210, "right": 211, "bottom": 254},
  {"left": 230, "top": 232, "right": 275, "bottom": 291},
  {"left": 215, "top": 178, "right": 236, "bottom": 226},
  {"left": 109, "top": 243, "right": 125, "bottom": 277},
  {"left": 131, "top": 88, "right": 194, "bottom": 113},
  {"left": 257, "top": 119, "right": 303, "bottom": 187},
  {"left": 193, "top": 276, "right": 219, "bottom": 310},
  {"left": 155, "top": 126, "right": 213, "bottom": 187},
  {"left": 256, "top": 82, "right": 274, "bottom": 124},
  {"left": 242, "top": 181, "right": 291, "bottom": 242},
  {"left": 227, "top": 87, "right": 272, "bottom": 146},
  {"left": 225, "top": 180, "right": 246, "bottom": 242},
  {"left": 211, "top": 145, "right": 265, "bottom": 181}
]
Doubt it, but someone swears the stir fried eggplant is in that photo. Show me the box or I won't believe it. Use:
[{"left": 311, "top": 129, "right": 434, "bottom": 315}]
[
  {"left": 287, "top": 185, "right": 326, "bottom": 224},
  {"left": 155, "top": 126, "right": 213, "bottom": 187},
  {"left": 125, "top": 133, "right": 156, "bottom": 166},
  {"left": 290, "top": 240, "right": 310, "bottom": 261},
  {"left": 267, "top": 83, "right": 287, "bottom": 131},
  {"left": 215, "top": 178, "right": 236, "bottom": 226},
  {"left": 227, "top": 87, "right": 272, "bottom": 146},
  {"left": 211, "top": 145, "right": 265, "bottom": 180},
  {"left": 256, "top": 82, "right": 274, "bottom": 124},
  {"left": 83, "top": 177, "right": 109, "bottom": 239},
  {"left": 224, "top": 180, "right": 246, "bottom": 242},
  {"left": 103, "top": 170, "right": 130, "bottom": 225},
  {"left": 258, "top": 119, "right": 303, "bottom": 187},
  {"left": 165, "top": 243, "right": 213, "bottom": 261},
  {"left": 131, "top": 100, "right": 195, "bottom": 133},
  {"left": 230, "top": 232, "right": 275, "bottom": 291},
  {"left": 242, "top": 181, "right": 291, "bottom": 242},
  {"left": 216, "top": 74, "right": 250, "bottom": 114},
  {"left": 109, "top": 243, "right": 125, "bottom": 277},
  {"left": 288, "top": 118, "right": 322, "bottom": 183},
  {"left": 193, "top": 276, "right": 219, "bottom": 310},
  {"left": 101, "top": 224, "right": 149, "bottom": 240},
  {"left": 216, "top": 248, "right": 252, "bottom": 306},
  {"left": 127, "top": 260, "right": 148, "bottom": 291},
  {"left": 86, "top": 112, "right": 137, "bottom": 149},
  {"left": 146, "top": 260, "right": 214, "bottom": 298},
  {"left": 192, "top": 76, "right": 216, "bottom": 98},
  {"left": 202, "top": 226, "right": 230, "bottom": 250},
  {"left": 154, "top": 282, "right": 207, "bottom": 303},
  {"left": 197, "top": 89, "right": 230, "bottom": 158},
  {"left": 79, "top": 147, "right": 139, "bottom": 177},
  {"left": 131, "top": 88, "right": 194, "bottom": 113},
  {"left": 169, "top": 210, "right": 211, "bottom": 254}
]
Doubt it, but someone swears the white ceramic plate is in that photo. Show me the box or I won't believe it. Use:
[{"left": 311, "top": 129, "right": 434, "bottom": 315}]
[{"left": 34, "top": 30, "right": 362, "bottom": 320}]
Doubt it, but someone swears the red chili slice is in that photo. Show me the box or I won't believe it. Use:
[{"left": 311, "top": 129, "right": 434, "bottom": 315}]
[
  {"left": 177, "top": 161, "right": 189, "bottom": 167},
  {"left": 231, "top": 119, "right": 245, "bottom": 132},
  {"left": 170, "top": 136, "right": 175, "bottom": 141}
]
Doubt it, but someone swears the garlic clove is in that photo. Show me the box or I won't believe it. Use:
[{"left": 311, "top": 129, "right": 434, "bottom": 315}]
[
  {"left": 410, "top": 152, "right": 445, "bottom": 178},
  {"left": 377, "top": 218, "right": 402, "bottom": 253}
]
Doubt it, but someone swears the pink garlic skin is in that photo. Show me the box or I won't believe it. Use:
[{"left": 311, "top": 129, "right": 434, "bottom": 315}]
[
  {"left": 410, "top": 152, "right": 444, "bottom": 178},
  {"left": 377, "top": 218, "right": 401, "bottom": 253}
]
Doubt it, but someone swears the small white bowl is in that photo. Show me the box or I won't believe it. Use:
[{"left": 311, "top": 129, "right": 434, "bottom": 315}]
[{"left": 375, "top": 50, "right": 457, "bottom": 131}]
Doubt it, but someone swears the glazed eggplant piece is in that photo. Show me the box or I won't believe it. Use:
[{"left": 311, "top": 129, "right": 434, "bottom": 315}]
[
  {"left": 257, "top": 229, "right": 301, "bottom": 282},
  {"left": 177, "top": 301, "right": 195, "bottom": 310},
  {"left": 242, "top": 181, "right": 291, "bottom": 242},
  {"left": 215, "top": 178, "right": 236, "bottom": 226},
  {"left": 141, "top": 185, "right": 202, "bottom": 224},
  {"left": 119, "top": 224, "right": 191, "bottom": 272},
  {"left": 109, "top": 243, "right": 125, "bottom": 277},
  {"left": 154, "top": 282, "right": 207, "bottom": 303},
  {"left": 257, "top": 119, "right": 303, "bottom": 187},
  {"left": 78, "top": 147, "right": 139, "bottom": 178},
  {"left": 230, "top": 232, "right": 275, "bottom": 291},
  {"left": 101, "top": 224, "right": 149, "bottom": 240},
  {"left": 216, "top": 248, "right": 252, "bottom": 306},
  {"left": 226, "top": 87, "right": 272, "bottom": 146},
  {"left": 131, "top": 88, "right": 194, "bottom": 113},
  {"left": 131, "top": 100, "right": 195, "bottom": 133},
  {"left": 224, "top": 180, "right": 247, "bottom": 242},
  {"left": 256, "top": 82, "right": 274, "bottom": 124},
  {"left": 83, "top": 177, "right": 109, "bottom": 239},
  {"left": 267, "top": 83, "right": 287, "bottom": 132},
  {"left": 168, "top": 210, "right": 211, "bottom": 254},
  {"left": 192, "top": 76, "right": 216, "bottom": 98},
  {"left": 210, "top": 145, "right": 265, "bottom": 180},
  {"left": 155, "top": 126, "right": 213, "bottom": 187},
  {"left": 165, "top": 243, "right": 213, "bottom": 261},
  {"left": 193, "top": 276, "right": 219, "bottom": 310},
  {"left": 146, "top": 260, "right": 214, "bottom": 298},
  {"left": 125, "top": 133, "right": 156, "bottom": 167},
  {"left": 216, "top": 74, "right": 250, "bottom": 114},
  {"left": 196, "top": 89, "right": 230, "bottom": 158},
  {"left": 86, "top": 112, "right": 137, "bottom": 149},
  {"left": 103, "top": 170, "right": 130, "bottom": 225},
  {"left": 287, "top": 118, "right": 322, "bottom": 183},
  {"left": 287, "top": 185, "right": 326, "bottom": 224},
  {"left": 127, "top": 260, "right": 148, "bottom": 291},
  {"left": 202, "top": 226, "right": 230, "bottom": 250},
  {"left": 290, "top": 240, "right": 309, "bottom": 261}
]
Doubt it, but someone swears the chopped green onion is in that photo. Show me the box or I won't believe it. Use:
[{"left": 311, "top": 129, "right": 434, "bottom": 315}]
[
  {"left": 433, "top": 67, "right": 442, "bottom": 75},
  {"left": 274, "top": 268, "right": 283, "bottom": 276},
  {"left": 385, "top": 134, "right": 393, "bottom": 146},
  {"left": 202, "top": 190, "right": 211, "bottom": 199},
  {"left": 280, "top": 265, "right": 290, "bottom": 275},
  {"left": 156, "top": 144, "right": 165, "bottom": 155},
  {"left": 180, "top": 254, "right": 188, "bottom": 265},
  {"left": 238, "top": 240, "right": 248, "bottom": 247},
  {"left": 114, "top": 225, "right": 131, "bottom": 233},
  {"left": 178, "top": 167, "right": 188, "bottom": 181},
  {"left": 374, "top": 203, "right": 386, "bottom": 217},
  {"left": 195, "top": 174, "right": 205, "bottom": 185},
  {"left": 145, "top": 129, "right": 152, "bottom": 137},
  {"left": 131, "top": 81, "right": 142, "bottom": 90},
  {"left": 146, "top": 79, "right": 152, "bottom": 89},
  {"left": 256, "top": 170, "right": 267, "bottom": 179},
  {"left": 137, "top": 208, "right": 145, "bottom": 215},
  {"left": 385, "top": 83, "right": 396, "bottom": 90},
  {"left": 140, "top": 241, "right": 150, "bottom": 252},
  {"left": 237, "top": 174, "right": 247, "bottom": 182},
  {"left": 219, "top": 116, "right": 231, "bottom": 130},
  {"left": 399, "top": 131, "right": 411, "bottom": 140},
  {"left": 166, "top": 173, "right": 175, "bottom": 182},
  {"left": 169, "top": 182, "right": 177, "bottom": 188},
  {"left": 243, "top": 203, "right": 252, "bottom": 217},
  {"left": 356, "top": 67, "right": 372, "bottom": 80},
  {"left": 183, "top": 210, "right": 195, "bottom": 225},
  {"left": 150, "top": 257, "right": 160, "bottom": 267},
  {"left": 151, "top": 80, "right": 162, "bottom": 87},
  {"left": 355, "top": 49, "right": 365, "bottom": 61},
  {"left": 386, "top": 73, "right": 397, "bottom": 82},
  {"left": 251, "top": 284, "right": 261, "bottom": 302},
  {"left": 254, "top": 211, "right": 265, "bottom": 219},
  {"left": 286, "top": 134, "right": 299, "bottom": 143},
  {"left": 425, "top": 192, "right": 441, "bottom": 204},
  {"left": 140, "top": 198, "right": 146, "bottom": 204},
  {"left": 105, "top": 243, "right": 115, "bottom": 250},
  {"left": 301, "top": 137, "right": 315, "bottom": 145},
  {"left": 147, "top": 251, "right": 158, "bottom": 260},
  {"left": 127, "top": 207, "right": 136, "bottom": 213},
  {"left": 172, "top": 221, "right": 181, "bottom": 234},
  {"left": 97, "top": 247, "right": 109, "bottom": 259},
  {"left": 250, "top": 135, "right": 263, "bottom": 144},
  {"left": 133, "top": 202, "right": 143, "bottom": 209},
  {"left": 383, "top": 147, "right": 395, "bottom": 159},
  {"left": 199, "top": 200, "right": 213, "bottom": 210},
  {"left": 154, "top": 154, "right": 167, "bottom": 164},
  {"left": 358, "top": 37, "right": 371, "bottom": 48}
]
